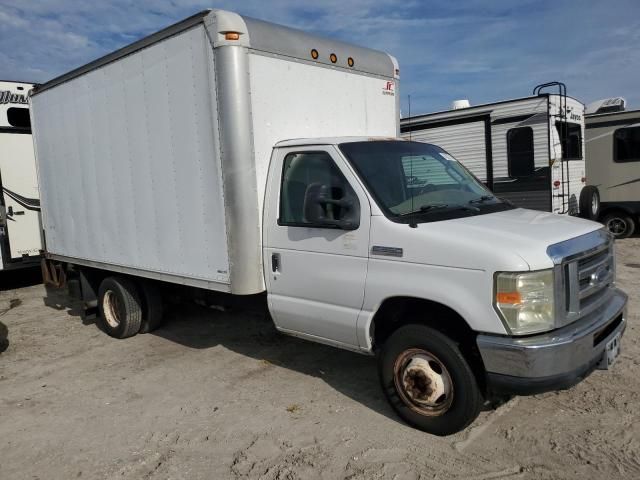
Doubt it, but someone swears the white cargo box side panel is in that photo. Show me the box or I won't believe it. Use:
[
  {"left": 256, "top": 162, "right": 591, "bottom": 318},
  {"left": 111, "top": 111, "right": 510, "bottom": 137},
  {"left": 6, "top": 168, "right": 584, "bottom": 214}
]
[
  {"left": 248, "top": 53, "right": 397, "bottom": 212},
  {"left": 31, "top": 26, "right": 231, "bottom": 287}
]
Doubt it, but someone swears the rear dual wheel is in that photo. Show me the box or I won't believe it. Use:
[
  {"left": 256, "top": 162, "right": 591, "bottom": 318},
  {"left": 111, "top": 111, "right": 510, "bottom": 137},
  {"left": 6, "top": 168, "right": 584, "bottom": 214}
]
[
  {"left": 378, "top": 324, "right": 483, "bottom": 436},
  {"left": 97, "top": 276, "right": 164, "bottom": 338}
]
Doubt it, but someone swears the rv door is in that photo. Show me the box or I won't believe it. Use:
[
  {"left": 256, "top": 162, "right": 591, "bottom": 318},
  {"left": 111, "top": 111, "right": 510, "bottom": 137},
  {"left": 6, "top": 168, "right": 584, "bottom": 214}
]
[{"left": 0, "top": 111, "right": 42, "bottom": 263}]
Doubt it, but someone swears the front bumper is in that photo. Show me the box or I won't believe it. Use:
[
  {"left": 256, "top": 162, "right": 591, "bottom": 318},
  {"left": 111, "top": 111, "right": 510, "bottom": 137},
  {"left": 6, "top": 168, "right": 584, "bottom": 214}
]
[{"left": 477, "top": 288, "right": 628, "bottom": 395}]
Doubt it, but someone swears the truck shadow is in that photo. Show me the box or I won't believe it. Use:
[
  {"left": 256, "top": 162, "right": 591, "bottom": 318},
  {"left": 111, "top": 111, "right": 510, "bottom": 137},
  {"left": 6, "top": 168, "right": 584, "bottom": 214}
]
[
  {"left": 154, "top": 302, "right": 398, "bottom": 422},
  {"left": 0, "top": 266, "right": 43, "bottom": 291}
]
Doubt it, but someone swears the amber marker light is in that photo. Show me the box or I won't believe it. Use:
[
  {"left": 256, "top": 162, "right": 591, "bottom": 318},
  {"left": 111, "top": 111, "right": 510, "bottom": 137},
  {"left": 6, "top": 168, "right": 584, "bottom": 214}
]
[
  {"left": 348, "top": 57, "right": 355, "bottom": 67},
  {"left": 330, "top": 53, "right": 338, "bottom": 63},
  {"left": 311, "top": 49, "right": 319, "bottom": 59},
  {"left": 225, "top": 32, "right": 240, "bottom": 40},
  {"left": 496, "top": 292, "right": 521, "bottom": 304}
]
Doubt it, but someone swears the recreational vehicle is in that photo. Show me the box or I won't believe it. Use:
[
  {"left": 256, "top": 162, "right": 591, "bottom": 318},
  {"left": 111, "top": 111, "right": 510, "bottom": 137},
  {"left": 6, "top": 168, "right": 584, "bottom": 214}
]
[
  {"left": 401, "top": 83, "right": 597, "bottom": 218},
  {"left": 30, "top": 10, "right": 626, "bottom": 435},
  {"left": 585, "top": 102, "right": 640, "bottom": 238},
  {"left": 0, "top": 80, "right": 42, "bottom": 271}
]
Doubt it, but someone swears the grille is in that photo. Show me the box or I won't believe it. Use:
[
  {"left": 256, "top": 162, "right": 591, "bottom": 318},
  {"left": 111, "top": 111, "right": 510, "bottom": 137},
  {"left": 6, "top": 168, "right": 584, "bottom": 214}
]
[{"left": 562, "top": 242, "right": 615, "bottom": 321}]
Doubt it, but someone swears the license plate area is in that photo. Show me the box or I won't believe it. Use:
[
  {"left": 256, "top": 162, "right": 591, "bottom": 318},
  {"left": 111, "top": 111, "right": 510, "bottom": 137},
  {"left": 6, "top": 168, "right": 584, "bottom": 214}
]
[{"left": 598, "top": 332, "right": 621, "bottom": 370}]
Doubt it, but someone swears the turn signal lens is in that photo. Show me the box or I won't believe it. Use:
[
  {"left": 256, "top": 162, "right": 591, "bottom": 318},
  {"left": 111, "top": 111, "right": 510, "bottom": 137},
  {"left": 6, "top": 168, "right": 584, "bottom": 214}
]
[
  {"left": 330, "top": 53, "right": 337, "bottom": 63},
  {"left": 496, "top": 292, "right": 521, "bottom": 304},
  {"left": 347, "top": 57, "right": 355, "bottom": 67},
  {"left": 224, "top": 32, "right": 240, "bottom": 40},
  {"left": 310, "top": 49, "right": 319, "bottom": 59}
]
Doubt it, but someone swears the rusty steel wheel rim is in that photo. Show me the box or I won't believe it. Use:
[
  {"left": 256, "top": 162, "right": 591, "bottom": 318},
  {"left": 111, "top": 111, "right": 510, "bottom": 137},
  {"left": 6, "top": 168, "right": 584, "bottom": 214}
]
[
  {"left": 103, "top": 290, "right": 122, "bottom": 329},
  {"left": 393, "top": 348, "right": 454, "bottom": 416}
]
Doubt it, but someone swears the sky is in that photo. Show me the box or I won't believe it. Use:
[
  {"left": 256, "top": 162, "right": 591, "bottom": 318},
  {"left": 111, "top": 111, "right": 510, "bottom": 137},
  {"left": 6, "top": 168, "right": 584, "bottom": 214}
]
[{"left": 1, "top": 0, "right": 639, "bottom": 115}]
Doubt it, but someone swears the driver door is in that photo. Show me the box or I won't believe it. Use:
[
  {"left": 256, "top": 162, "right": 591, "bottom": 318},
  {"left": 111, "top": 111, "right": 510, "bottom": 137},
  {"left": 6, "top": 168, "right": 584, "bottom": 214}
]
[{"left": 263, "top": 146, "right": 371, "bottom": 348}]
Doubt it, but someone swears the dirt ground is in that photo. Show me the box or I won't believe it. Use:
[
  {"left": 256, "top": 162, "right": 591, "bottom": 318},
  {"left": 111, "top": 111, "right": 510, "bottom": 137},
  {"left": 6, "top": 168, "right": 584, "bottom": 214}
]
[{"left": 1, "top": 239, "right": 638, "bottom": 480}]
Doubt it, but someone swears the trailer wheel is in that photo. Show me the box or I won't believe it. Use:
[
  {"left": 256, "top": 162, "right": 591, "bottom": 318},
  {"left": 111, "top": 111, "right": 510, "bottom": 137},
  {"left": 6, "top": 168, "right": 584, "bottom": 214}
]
[
  {"left": 602, "top": 212, "right": 636, "bottom": 239},
  {"left": 579, "top": 186, "right": 600, "bottom": 220},
  {"left": 378, "top": 324, "right": 482, "bottom": 436},
  {"left": 138, "top": 281, "right": 164, "bottom": 334},
  {"left": 97, "top": 276, "right": 143, "bottom": 339}
]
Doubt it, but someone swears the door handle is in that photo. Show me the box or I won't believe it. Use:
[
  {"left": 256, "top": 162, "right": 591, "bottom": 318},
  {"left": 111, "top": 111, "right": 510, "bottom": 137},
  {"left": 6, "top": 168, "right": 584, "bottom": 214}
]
[
  {"left": 7, "top": 207, "right": 24, "bottom": 216},
  {"left": 271, "top": 253, "right": 280, "bottom": 272}
]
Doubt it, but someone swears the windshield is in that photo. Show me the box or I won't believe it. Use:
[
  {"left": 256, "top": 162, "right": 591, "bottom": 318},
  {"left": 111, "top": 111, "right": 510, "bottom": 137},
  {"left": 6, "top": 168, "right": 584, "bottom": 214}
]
[{"left": 339, "top": 141, "right": 513, "bottom": 223}]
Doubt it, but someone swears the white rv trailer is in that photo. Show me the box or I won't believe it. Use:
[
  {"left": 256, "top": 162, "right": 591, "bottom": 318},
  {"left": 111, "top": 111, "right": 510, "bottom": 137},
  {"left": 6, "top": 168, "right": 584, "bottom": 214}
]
[
  {"left": 30, "top": 10, "right": 626, "bottom": 435},
  {"left": 0, "top": 80, "right": 42, "bottom": 271},
  {"left": 585, "top": 105, "right": 640, "bottom": 238},
  {"left": 400, "top": 83, "right": 595, "bottom": 217}
]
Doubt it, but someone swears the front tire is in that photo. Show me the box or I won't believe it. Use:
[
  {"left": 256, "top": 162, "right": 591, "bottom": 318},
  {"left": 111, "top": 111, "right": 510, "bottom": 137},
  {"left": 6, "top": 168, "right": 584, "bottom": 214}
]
[
  {"left": 602, "top": 212, "right": 636, "bottom": 239},
  {"left": 378, "top": 324, "right": 482, "bottom": 436},
  {"left": 97, "top": 276, "right": 143, "bottom": 339}
]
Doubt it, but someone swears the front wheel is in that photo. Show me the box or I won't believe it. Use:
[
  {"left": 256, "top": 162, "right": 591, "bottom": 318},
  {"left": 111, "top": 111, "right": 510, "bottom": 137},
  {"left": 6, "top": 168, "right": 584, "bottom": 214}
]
[
  {"left": 378, "top": 324, "right": 483, "bottom": 436},
  {"left": 602, "top": 212, "right": 636, "bottom": 239}
]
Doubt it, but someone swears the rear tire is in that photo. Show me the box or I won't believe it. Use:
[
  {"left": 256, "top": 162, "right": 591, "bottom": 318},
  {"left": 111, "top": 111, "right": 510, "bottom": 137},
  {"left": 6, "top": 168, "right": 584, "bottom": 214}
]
[
  {"left": 602, "top": 212, "right": 636, "bottom": 239},
  {"left": 138, "top": 281, "right": 165, "bottom": 334},
  {"left": 579, "top": 186, "right": 600, "bottom": 220},
  {"left": 378, "top": 324, "right": 483, "bottom": 436},
  {"left": 97, "top": 276, "right": 143, "bottom": 339}
]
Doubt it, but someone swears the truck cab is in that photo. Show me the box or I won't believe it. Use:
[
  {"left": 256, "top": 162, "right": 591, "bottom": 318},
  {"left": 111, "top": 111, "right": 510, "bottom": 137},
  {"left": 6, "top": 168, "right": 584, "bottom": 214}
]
[{"left": 263, "top": 137, "right": 627, "bottom": 435}]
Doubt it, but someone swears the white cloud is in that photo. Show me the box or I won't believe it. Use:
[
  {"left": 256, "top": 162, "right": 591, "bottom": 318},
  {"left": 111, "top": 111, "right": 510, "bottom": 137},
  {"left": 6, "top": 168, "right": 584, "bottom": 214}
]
[{"left": 0, "top": 0, "right": 638, "bottom": 112}]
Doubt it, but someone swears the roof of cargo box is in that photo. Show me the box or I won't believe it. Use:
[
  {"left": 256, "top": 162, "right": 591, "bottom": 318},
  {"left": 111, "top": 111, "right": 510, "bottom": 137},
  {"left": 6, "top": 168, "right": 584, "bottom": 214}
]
[{"left": 32, "top": 9, "right": 398, "bottom": 96}]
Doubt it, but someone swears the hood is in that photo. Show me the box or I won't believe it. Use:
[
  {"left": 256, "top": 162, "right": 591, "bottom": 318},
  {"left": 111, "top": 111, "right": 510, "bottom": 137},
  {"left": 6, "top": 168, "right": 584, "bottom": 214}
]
[{"left": 371, "top": 208, "right": 603, "bottom": 271}]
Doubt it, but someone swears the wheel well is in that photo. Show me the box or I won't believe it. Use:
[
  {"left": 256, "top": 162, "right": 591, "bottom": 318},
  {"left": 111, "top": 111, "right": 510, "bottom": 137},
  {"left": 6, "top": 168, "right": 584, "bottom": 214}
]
[
  {"left": 599, "top": 206, "right": 636, "bottom": 220},
  {"left": 371, "top": 296, "right": 487, "bottom": 392}
]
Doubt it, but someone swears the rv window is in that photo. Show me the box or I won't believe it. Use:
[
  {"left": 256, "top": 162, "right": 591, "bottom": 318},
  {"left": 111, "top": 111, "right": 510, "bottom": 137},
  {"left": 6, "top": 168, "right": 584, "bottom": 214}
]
[
  {"left": 7, "top": 107, "right": 31, "bottom": 129},
  {"left": 555, "top": 121, "right": 582, "bottom": 160},
  {"left": 279, "top": 151, "right": 358, "bottom": 227},
  {"left": 614, "top": 126, "right": 640, "bottom": 163},
  {"left": 507, "top": 127, "right": 534, "bottom": 177}
]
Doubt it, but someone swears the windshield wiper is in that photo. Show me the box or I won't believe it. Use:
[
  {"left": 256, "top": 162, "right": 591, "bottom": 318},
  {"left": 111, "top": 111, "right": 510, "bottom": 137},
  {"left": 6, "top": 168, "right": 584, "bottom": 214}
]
[
  {"left": 468, "top": 195, "right": 496, "bottom": 204},
  {"left": 399, "top": 203, "right": 480, "bottom": 217}
]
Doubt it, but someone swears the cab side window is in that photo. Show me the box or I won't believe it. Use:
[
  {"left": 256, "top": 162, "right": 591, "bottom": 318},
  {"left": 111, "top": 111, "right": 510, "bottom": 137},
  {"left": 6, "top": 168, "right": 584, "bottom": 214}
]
[{"left": 279, "top": 151, "right": 359, "bottom": 228}]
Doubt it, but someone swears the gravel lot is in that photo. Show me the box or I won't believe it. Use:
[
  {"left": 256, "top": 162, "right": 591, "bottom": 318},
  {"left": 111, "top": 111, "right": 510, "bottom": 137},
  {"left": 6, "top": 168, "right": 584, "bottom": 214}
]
[{"left": 1, "top": 238, "right": 638, "bottom": 480}]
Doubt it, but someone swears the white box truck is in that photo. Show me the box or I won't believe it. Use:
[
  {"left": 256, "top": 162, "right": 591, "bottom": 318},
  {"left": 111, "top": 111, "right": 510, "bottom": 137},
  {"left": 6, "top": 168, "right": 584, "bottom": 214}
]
[
  {"left": 30, "top": 9, "right": 627, "bottom": 435},
  {"left": 0, "top": 80, "right": 43, "bottom": 271}
]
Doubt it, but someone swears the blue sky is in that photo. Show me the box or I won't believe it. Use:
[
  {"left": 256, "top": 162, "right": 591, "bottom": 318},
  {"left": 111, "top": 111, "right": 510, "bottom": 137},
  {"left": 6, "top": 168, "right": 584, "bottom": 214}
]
[{"left": 1, "top": 0, "right": 638, "bottom": 115}]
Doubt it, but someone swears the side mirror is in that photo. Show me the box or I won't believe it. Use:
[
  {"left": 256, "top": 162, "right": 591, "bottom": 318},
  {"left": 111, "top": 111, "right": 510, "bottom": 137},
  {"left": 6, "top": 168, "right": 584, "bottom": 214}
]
[{"left": 303, "top": 183, "right": 359, "bottom": 230}]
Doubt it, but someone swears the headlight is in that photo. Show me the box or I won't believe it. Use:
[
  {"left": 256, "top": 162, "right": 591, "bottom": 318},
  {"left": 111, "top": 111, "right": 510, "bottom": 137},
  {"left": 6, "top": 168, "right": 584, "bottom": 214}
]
[{"left": 494, "top": 269, "right": 555, "bottom": 335}]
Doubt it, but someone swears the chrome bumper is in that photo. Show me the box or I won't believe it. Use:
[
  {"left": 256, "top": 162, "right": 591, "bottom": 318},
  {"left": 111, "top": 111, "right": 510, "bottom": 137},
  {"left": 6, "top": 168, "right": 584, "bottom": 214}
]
[{"left": 477, "top": 288, "right": 627, "bottom": 395}]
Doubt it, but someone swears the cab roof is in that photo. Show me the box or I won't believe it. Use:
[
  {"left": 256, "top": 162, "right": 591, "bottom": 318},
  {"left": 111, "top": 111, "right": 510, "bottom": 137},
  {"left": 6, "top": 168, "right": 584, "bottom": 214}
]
[{"left": 274, "top": 136, "right": 405, "bottom": 147}]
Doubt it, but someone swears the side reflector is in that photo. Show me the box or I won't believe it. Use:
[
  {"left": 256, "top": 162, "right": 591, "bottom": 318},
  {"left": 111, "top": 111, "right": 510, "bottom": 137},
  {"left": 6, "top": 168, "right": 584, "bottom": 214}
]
[
  {"left": 348, "top": 57, "right": 355, "bottom": 67},
  {"left": 225, "top": 32, "right": 240, "bottom": 41},
  {"left": 330, "top": 53, "right": 337, "bottom": 63},
  {"left": 311, "top": 49, "right": 319, "bottom": 59},
  {"left": 497, "top": 292, "right": 521, "bottom": 304}
]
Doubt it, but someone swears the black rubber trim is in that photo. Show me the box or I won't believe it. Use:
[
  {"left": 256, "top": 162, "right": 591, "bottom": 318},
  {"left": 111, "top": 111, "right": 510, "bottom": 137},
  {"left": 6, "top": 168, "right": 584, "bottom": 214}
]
[{"left": 486, "top": 354, "right": 603, "bottom": 396}]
